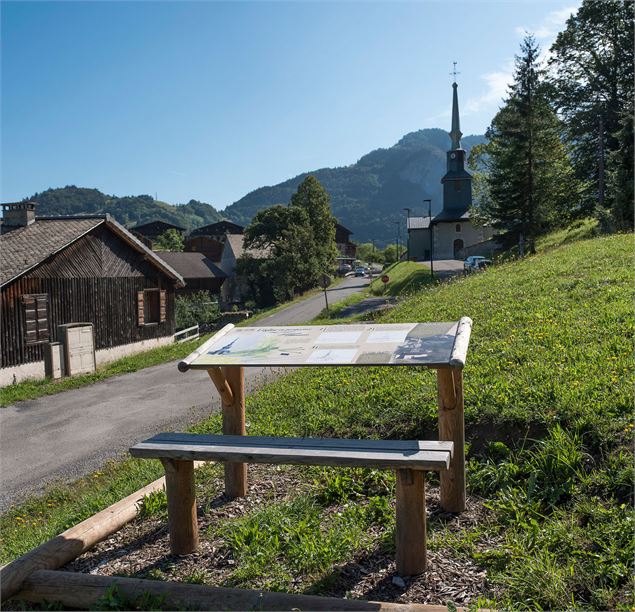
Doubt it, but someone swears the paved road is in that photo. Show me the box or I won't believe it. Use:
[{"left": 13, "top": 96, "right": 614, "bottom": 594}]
[
  {"left": 418, "top": 259, "right": 465, "bottom": 279},
  {"left": 0, "top": 276, "right": 370, "bottom": 512}
]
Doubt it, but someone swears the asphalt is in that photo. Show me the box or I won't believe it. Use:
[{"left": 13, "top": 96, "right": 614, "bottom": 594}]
[{"left": 0, "top": 275, "right": 370, "bottom": 512}]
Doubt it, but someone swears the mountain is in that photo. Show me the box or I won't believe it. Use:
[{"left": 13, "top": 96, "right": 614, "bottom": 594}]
[
  {"left": 223, "top": 128, "right": 485, "bottom": 244},
  {"left": 24, "top": 128, "right": 484, "bottom": 244},
  {"left": 27, "top": 186, "right": 223, "bottom": 230}
]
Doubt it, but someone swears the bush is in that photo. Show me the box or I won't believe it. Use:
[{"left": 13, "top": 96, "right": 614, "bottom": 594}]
[{"left": 175, "top": 291, "right": 219, "bottom": 330}]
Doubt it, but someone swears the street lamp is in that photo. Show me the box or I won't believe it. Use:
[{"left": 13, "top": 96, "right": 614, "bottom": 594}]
[
  {"left": 423, "top": 199, "right": 433, "bottom": 279},
  {"left": 403, "top": 208, "right": 411, "bottom": 261}
]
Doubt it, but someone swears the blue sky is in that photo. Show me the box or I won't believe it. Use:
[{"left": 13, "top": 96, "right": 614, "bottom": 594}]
[{"left": 1, "top": 0, "right": 580, "bottom": 210}]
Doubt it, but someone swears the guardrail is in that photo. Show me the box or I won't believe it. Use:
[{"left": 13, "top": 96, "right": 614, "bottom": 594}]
[{"left": 174, "top": 324, "right": 200, "bottom": 343}]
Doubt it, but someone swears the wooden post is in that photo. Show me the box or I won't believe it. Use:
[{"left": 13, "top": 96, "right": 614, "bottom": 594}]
[
  {"left": 395, "top": 469, "right": 426, "bottom": 576},
  {"left": 437, "top": 367, "right": 465, "bottom": 513},
  {"left": 222, "top": 365, "right": 248, "bottom": 498},
  {"left": 161, "top": 459, "right": 198, "bottom": 555}
]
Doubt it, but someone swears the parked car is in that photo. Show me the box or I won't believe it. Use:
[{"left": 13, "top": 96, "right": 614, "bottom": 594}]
[
  {"left": 464, "top": 256, "right": 492, "bottom": 272},
  {"left": 354, "top": 266, "right": 366, "bottom": 277}
]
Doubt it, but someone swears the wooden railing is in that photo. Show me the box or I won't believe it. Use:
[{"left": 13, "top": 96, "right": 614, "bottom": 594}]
[{"left": 174, "top": 324, "right": 199, "bottom": 343}]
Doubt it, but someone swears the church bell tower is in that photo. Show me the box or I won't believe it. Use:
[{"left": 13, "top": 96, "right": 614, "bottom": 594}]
[{"left": 441, "top": 72, "right": 472, "bottom": 216}]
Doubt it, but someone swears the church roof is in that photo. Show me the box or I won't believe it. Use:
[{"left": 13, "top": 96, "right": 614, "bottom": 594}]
[
  {"left": 431, "top": 210, "right": 471, "bottom": 224},
  {"left": 407, "top": 216, "right": 431, "bottom": 230}
]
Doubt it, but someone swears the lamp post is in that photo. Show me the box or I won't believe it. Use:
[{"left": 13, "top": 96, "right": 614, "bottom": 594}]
[
  {"left": 423, "top": 199, "right": 433, "bottom": 279},
  {"left": 403, "top": 208, "right": 411, "bottom": 261}
]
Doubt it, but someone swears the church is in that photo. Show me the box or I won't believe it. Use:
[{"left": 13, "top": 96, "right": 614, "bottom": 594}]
[{"left": 407, "top": 78, "right": 496, "bottom": 261}]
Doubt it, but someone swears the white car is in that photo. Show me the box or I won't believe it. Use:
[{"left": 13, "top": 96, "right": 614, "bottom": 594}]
[{"left": 464, "top": 256, "right": 491, "bottom": 272}]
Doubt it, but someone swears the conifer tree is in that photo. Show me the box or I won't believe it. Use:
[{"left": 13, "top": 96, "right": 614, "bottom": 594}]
[
  {"left": 472, "top": 36, "right": 580, "bottom": 253},
  {"left": 548, "top": 0, "right": 634, "bottom": 214}
]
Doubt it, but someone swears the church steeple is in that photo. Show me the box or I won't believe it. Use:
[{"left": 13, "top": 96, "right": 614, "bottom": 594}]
[
  {"left": 441, "top": 63, "right": 472, "bottom": 216},
  {"left": 450, "top": 82, "right": 463, "bottom": 150}
]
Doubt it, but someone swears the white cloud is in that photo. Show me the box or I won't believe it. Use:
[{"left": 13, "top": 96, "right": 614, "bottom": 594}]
[
  {"left": 464, "top": 65, "right": 514, "bottom": 115},
  {"left": 516, "top": 4, "right": 580, "bottom": 43}
]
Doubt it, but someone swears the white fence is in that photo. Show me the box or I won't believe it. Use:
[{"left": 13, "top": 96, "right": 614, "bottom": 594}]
[{"left": 174, "top": 324, "right": 200, "bottom": 343}]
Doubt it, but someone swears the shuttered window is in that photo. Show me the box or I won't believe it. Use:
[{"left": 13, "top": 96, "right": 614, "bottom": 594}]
[
  {"left": 23, "top": 294, "right": 50, "bottom": 345},
  {"left": 137, "top": 289, "right": 167, "bottom": 325}
]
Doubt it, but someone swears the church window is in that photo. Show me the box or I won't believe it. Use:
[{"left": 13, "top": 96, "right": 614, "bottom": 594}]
[
  {"left": 456, "top": 224, "right": 461, "bottom": 232},
  {"left": 454, "top": 181, "right": 461, "bottom": 191}
]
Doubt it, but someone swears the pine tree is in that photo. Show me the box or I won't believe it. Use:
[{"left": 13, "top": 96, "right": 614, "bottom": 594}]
[
  {"left": 473, "top": 36, "right": 580, "bottom": 253},
  {"left": 607, "top": 99, "right": 634, "bottom": 229},
  {"left": 548, "top": 0, "right": 634, "bottom": 213}
]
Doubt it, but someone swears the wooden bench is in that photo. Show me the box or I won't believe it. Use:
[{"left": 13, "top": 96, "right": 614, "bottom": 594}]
[{"left": 130, "top": 433, "right": 454, "bottom": 576}]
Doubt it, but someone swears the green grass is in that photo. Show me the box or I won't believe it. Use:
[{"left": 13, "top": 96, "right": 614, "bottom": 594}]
[
  {"left": 2, "top": 232, "right": 633, "bottom": 609},
  {"left": 535, "top": 217, "right": 599, "bottom": 252},
  {"left": 0, "top": 334, "right": 213, "bottom": 407},
  {"left": 368, "top": 261, "right": 435, "bottom": 296}
]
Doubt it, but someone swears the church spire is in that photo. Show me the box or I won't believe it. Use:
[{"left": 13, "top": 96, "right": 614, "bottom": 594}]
[{"left": 449, "top": 62, "right": 462, "bottom": 150}]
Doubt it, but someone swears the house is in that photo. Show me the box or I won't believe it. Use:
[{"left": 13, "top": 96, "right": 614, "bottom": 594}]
[
  {"left": 188, "top": 220, "right": 244, "bottom": 243},
  {"left": 131, "top": 220, "right": 186, "bottom": 248},
  {"left": 153, "top": 251, "right": 226, "bottom": 296},
  {"left": 335, "top": 223, "right": 357, "bottom": 258},
  {"left": 218, "top": 233, "right": 269, "bottom": 307},
  {"left": 0, "top": 202, "right": 184, "bottom": 386},
  {"left": 407, "top": 80, "right": 497, "bottom": 261}
]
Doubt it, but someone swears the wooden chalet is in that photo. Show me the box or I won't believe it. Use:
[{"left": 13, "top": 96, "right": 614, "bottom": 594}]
[
  {"left": 335, "top": 222, "right": 356, "bottom": 258},
  {"left": 131, "top": 221, "right": 186, "bottom": 249},
  {"left": 0, "top": 203, "right": 184, "bottom": 386}
]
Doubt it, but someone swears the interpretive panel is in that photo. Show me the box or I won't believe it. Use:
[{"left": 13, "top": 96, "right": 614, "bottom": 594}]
[{"left": 179, "top": 319, "right": 472, "bottom": 369}]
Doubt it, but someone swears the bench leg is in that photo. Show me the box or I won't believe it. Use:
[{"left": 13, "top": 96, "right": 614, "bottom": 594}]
[
  {"left": 437, "top": 367, "right": 466, "bottom": 513},
  {"left": 395, "top": 469, "right": 426, "bottom": 576},
  {"left": 161, "top": 459, "right": 199, "bottom": 555},
  {"left": 222, "top": 366, "right": 248, "bottom": 498}
]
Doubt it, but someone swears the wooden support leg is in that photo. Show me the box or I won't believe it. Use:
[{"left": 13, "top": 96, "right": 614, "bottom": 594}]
[
  {"left": 395, "top": 469, "right": 426, "bottom": 576},
  {"left": 161, "top": 459, "right": 199, "bottom": 555},
  {"left": 437, "top": 367, "right": 466, "bottom": 513},
  {"left": 222, "top": 366, "right": 248, "bottom": 498}
]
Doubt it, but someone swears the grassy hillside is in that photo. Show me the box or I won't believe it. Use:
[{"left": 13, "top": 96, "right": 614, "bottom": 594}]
[
  {"left": 2, "top": 233, "right": 632, "bottom": 609},
  {"left": 216, "top": 233, "right": 634, "bottom": 609}
]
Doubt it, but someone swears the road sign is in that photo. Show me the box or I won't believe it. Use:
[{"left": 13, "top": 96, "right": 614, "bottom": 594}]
[
  {"left": 321, "top": 274, "right": 332, "bottom": 289},
  {"left": 381, "top": 275, "right": 390, "bottom": 284}
]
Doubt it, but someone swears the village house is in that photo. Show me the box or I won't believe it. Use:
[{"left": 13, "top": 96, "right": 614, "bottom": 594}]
[
  {"left": 153, "top": 251, "right": 226, "bottom": 296},
  {"left": 0, "top": 202, "right": 184, "bottom": 386},
  {"left": 407, "top": 80, "right": 497, "bottom": 261},
  {"left": 130, "top": 220, "right": 186, "bottom": 249}
]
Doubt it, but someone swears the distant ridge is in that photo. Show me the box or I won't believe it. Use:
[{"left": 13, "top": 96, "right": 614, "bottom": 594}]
[
  {"left": 223, "top": 128, "right": 485, "bottom": 244},
  {"left": 23, "top": 127, "right": 484, "bottom": 244}
]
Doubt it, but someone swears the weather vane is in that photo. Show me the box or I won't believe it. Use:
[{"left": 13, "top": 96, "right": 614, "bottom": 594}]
[{"left": 450, "top": 61, "right": 460, "bottom": 82}]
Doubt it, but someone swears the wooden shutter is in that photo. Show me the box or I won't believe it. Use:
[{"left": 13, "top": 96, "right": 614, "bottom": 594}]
[
  {"left": 137, "top": 290, "right": 145, "bottom": 326},
  {"left": 159, "top": 290, "right": 167, "bottom": 323},
  {"left": 23, "top": 294, "right": 49, "bottom": 344}
]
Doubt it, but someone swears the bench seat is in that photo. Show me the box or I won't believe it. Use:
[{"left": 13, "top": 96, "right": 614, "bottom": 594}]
[
  {"left": 130, "top": 432, "right": 453, "bottom": 471},
  {"left": 130, "top": 432, "right": 454, "bottom": 576}
]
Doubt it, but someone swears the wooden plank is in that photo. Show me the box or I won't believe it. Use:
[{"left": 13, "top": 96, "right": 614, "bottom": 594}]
[
  {"left": 161, "top": 459, "right": 198, "bottom": 555},
  {"left": 136, "top": 290, "right": 145, "bottom": 326},
  {"left": 222, "top": 366, "right": 248, "bottom": 497},
  {"left": 0, "top": 476, "right": 167, "bottom": 602},
  {"left": 130, "top": 435, "right": 452, "bottom": 471},
  {"left": 206, "top": 367, "right": 234, "bottom": 405},
  {"left": 396, "top": 469, "right": 426, "bottom": 576},
  {"left": 140, "top": 432, "right": 454, "bottom": 453},
  {"left": 437, "top": 368, "right": 466, "bottom": 512},
  {"left": 449, "top": 316, "right": 473, "bottom": 368},
  {"left": 17, "top": 570, "right": 454, "bottom": 611}
]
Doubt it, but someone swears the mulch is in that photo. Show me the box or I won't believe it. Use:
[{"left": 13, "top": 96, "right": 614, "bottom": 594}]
[{"left": 64, "top": 464, "right": 496, "bottom": 607}]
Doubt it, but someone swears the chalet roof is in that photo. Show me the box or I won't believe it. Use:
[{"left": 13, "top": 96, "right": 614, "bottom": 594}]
[
  {"left": 154, "top": 251, "right": 227, "bottom": 280},
  {"left": 190, "top": 220, "right": 244, "bottom": 237},
  {"left": 224, "top": 233, "right": 270, "bottom": 259},
  {"left": 407, "top": 217, "right": 431, "bottom": 230},
  {"left": 0, "top": 215, "right": 185, "bottom": 288},
  {"left": 132, "top": 220, "right": 186, "bottom": 234},
  {"left": 335, "top": 222, "right": 353, "bottom": 234}
]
